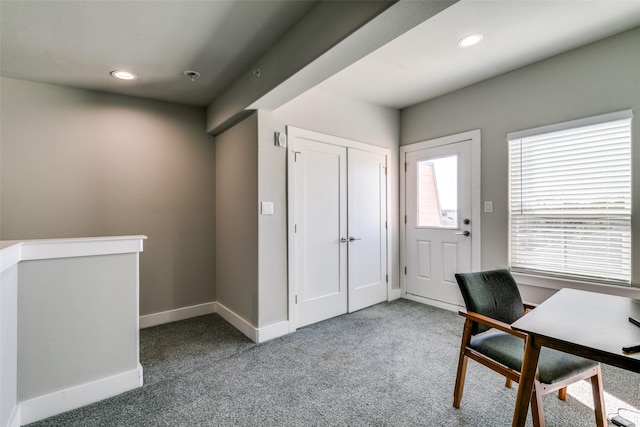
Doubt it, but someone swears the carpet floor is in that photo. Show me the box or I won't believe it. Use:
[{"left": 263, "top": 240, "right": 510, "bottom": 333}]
[{"left": 27, "top": 299, "right": 640, "bottom": 426}]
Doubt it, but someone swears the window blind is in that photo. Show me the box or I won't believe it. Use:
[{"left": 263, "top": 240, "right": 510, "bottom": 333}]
[{"left": 508, "top": 111, "right": 632, "bottom": 285}]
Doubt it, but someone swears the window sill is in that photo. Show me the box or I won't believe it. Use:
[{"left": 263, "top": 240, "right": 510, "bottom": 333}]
[{"left": 512, "top": 272, "right": 640, "bottom": 300}]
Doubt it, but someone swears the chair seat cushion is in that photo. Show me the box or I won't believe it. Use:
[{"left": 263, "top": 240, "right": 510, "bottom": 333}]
[{"left": 469, "top": 331, "right": 598, "bottom": 384}]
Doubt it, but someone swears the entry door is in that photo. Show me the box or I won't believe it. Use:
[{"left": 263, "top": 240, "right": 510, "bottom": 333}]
[
  {"left": 404, "top": 140, "right": 472, "bottom": 306},
  {"left": 293, "top": 138, "right": 348, "bottom": 328},
  {"left": 289, "top": 128, "right": 388, "bottom": 329}
]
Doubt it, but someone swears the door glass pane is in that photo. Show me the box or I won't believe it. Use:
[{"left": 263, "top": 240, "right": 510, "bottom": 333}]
[{"left": 417, "top": 155, "right": 457, "bottom": 228}]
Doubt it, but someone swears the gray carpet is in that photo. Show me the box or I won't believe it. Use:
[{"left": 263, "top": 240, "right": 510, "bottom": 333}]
[{"left": 28, "top": 299, "right": 640, "bottom": 426}]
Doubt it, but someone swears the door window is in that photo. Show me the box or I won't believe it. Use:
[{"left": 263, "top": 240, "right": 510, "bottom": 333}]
[{"left": 417, "top": 154, "right": 458, "bottom": 228}]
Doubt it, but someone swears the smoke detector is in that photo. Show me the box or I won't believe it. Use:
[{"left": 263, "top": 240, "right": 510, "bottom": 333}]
[{"left": 184, "top": 70, "right": 201, "bottom": 82}]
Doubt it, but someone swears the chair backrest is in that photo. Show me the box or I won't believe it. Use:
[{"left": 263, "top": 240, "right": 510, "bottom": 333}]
[{"left": 454, "top": 269, "right": 525, "bottom": 335}]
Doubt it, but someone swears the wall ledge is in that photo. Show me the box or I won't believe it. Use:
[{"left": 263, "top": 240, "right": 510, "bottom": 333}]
[
  {"left": 1, "top": 236, "right": 147, "bottom": 274},
  {"left": 512, "top": 272, "right": 640, "bottom": 299}
]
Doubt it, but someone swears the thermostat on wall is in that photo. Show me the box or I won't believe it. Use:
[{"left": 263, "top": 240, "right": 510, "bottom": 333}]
[{"left": 274, "top": 132, "right": 287, "bottom": 147}]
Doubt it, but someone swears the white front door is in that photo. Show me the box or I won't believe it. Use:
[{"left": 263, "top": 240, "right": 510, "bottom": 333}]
[
  {"left": 289, "top": 127, "right": 389, "bottom": 329},
  {"left": 348, "top": 148, "right": 387, "bottom": 312},
  {"left": 403, "top": 133, "right": 479, "bottom": 307},
  {"left": 293, "top": 138, "right": 348, "bottom": 328}
]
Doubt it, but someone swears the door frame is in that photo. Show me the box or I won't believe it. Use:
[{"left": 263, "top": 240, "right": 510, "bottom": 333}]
[
  {"left": 287, "top": 126, "right": 391, "bottom": 333},
  {"left": 400, "top": 129, "right": 482, "bottom": 311}
]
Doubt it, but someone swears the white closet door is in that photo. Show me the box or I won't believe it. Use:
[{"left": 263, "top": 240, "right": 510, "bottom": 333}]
[
  {"left": 347, "top": 148, "right": 387, "bottom": 312},
  {"left": 289, "top": 127, "right": 389, "bottom": 329},
  {"left": 293, "top": 137, "right": 348, "bottom": 328}
]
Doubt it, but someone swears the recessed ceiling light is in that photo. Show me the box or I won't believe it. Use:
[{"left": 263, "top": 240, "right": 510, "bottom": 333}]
[
  {"left": 457, "top": 34, "right": 484, "bottom": 48},
  {"left": 110, "top": 70, "right": 137, "bottom": 80}
]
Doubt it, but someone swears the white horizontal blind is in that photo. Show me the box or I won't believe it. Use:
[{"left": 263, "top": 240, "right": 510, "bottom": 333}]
[{"left": 509, "top": 112, "right": 632, "bottom": 285}]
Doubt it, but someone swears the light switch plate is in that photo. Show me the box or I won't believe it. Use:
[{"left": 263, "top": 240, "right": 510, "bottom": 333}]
[
  {"left": 261, "top": 201, "right": 274, "bottom": 215},
  {"left": 484, "top": 201, "right": 493, "bottom": 213}
]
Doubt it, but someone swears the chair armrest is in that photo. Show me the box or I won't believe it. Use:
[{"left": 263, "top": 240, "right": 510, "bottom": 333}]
[{"left": 459, "top": 309, "right": 528, "bottom": 340}]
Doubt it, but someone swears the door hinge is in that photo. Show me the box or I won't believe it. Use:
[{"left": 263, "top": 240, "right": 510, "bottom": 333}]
[
  {"left": 385, "top": 274, "right": 388, "bottom": 283},
  {"left": 404, "top": 162, "right": 407, "bottom": 172},
  {"left": 404, "top": 215, "right": 407, "bottom": 224},
  {"left": 294, "top": 224, "right": 297, "bottom": 233},
  {"left": 295, "top": 295, "right": 298, "bottom": 304},
  {"left": 404, "top": 266, "right": 407, "bottom": 275}
]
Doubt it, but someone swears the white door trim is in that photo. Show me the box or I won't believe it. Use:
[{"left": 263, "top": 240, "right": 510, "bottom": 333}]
[
  {"left": 287, "top": 126, "right": 391, "bottom": 333},
  {"left": 400, "top": 129, "right": 481, "bottom": 306}
]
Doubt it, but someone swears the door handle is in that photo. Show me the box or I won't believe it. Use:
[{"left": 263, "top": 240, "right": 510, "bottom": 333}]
[
  {"left": 349, "top": 236, "right": 362, "bottom": 242},
  {"left": 456, "top": 231, "right": 470, "bottom": 237},
  {"left": 340, "top": 237, "right": 348, "bottom": 243}
]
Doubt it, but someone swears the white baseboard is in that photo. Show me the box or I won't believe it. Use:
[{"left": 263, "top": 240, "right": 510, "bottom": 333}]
[
  {"left": 19, "top": 364, "right": 143, "bottom": 425},
  {"left": 256, "top": 321, "right": 290, "bottom": 343},
  {"left": 402, "top": 293, "right": 463, "bottom": 313},
  {"left": 139, "top": 302, "right": 217, "bottom": 329},
  {"left": 215, "top": 303, "right": 290, "bottom": 344},
  {"left": 388, "top": 288, "right": 402, "bottom": 301},
  {"left": 6, "top": 404, "right": 20, "bottom": 427},
  {"left": 215, "top": 303, "right": 258, "bottom": 342},
  {"left": 140, "top": 301, "right": 289, "bottom": 343}
]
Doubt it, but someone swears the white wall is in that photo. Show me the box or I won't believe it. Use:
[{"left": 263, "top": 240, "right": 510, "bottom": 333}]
[
  {"left": 400, "top": 27, "right": 640, "bottom": 301},
  {"left": 0, "top": 78, "right": 216, "bottom": 316}
]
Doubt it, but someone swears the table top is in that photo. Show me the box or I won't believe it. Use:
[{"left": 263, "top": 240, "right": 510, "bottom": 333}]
[{"left": 512, "top": 288, "right": 640, "bottom": 373}]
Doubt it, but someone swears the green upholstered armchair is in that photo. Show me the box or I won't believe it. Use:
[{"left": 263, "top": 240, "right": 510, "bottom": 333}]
[{"left": 453, "top": 269, "right": 606, "bottom": 427}]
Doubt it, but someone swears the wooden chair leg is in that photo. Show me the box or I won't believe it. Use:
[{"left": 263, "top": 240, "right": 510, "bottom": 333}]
[
  {"left": 531, "top": 382, "right": 545, "bottom": 427},
  {"left": 557, "top": 387, "right": 567, "bottom": 401},
  {"left": 453, "top": 319, "right": 473, "bottom": 408},
  {"left": 453, "top": 355, "right": 468, "bottom": 408},
  {"left": 505, "top": 378, "right": 513, "bottom": 388},
  {"left": 590, "top": 365, "right": 606, "bottom": 427}
]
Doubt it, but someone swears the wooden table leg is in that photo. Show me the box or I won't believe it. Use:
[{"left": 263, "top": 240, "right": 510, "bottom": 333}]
[{"left": 512, "top": 334, "right": 541, "bottom": 427}]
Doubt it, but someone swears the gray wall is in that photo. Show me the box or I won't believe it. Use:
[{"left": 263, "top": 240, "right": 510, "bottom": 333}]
[
  {"left": 0, "top": 78, "right": 216, "bottom": 315},
  {"left": 257, "top": 112, "right": 288, "bottom": 327},
  {"left": 215, "top": 112, "right": 259, "bottom": 326},
  {"left": 17, "top": 253, "right": 138, "bottom": 401},
  {"left": 0, "top": 265, "right": 18, "bottom": 427},
  {"left": 401, "top": 27, "right": 640, "bottom": 293}
]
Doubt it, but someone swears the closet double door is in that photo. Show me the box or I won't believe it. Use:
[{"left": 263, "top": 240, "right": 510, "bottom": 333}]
[{"left": 288, "top": 128, "right": 388, "bottom": 328}]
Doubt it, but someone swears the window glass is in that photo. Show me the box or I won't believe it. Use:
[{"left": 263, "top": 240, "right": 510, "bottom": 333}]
[{"left": 417, "top": 154, "right": 457, "bottom": 228}]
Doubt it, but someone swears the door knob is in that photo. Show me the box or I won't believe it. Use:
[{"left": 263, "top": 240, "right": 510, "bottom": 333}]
[
  {"left": 456, "top": 231, "right": 470, "bottom": 237},
  {"left": 340, "top": 237, "right": 348, "bottom": 243},
  {"left": 349, "top": 236, "right": 362, "bottom": 242}
]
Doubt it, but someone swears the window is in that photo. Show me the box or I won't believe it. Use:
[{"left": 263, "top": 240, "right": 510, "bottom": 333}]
[
  {"left": 508, "top": 110, "right": 632, "bottom": 285},
  {"left": 417, "top": 155, "right": 458, "bottom": 228}
]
